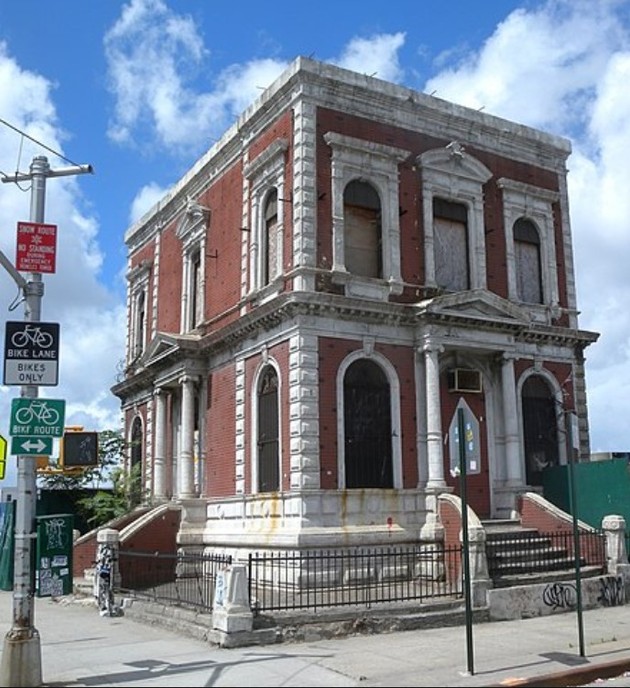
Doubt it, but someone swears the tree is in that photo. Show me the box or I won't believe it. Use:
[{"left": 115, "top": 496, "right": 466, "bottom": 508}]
[{"left": 37, "top": 429, "right": 139, "bottom": 530}]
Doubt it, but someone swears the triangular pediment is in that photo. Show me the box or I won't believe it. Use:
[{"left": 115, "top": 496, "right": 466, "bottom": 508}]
[
  {"left": 142, "top": 331, "right": 200, "bottom": 367},
  {"left": 416, "top": 289, "right": 531, "bottom": 325}
]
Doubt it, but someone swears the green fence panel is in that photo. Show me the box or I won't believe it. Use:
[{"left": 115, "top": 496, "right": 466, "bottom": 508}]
[
  {"left": 543, "top": 457, "right": 630, "bottom": 529},
  {"left": 0, "top": 501, "right": 15, "bottom": 590},
  {"left": 35, "top": 513, "right": 74, "bottom": 597}
]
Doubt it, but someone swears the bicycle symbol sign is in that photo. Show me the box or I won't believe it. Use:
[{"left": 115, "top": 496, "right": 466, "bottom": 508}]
[
  {"left": 3, "top": 321, "right": 60, "bottom": 386},
  {"left": 10, "top": 398, "right": 65, "bottom": 438}
]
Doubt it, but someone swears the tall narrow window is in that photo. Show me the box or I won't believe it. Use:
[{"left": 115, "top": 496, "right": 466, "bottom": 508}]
[
  {"left": 514, "top": 218, "right": 542, "bottom": 304},
  {"left": 522, "top": 375, "right": 558, "bottom": 486},
  {"left": 344, "top": 180, "right": 382, "bottom": 278},
  {"left": 134, "top": 290, "right": 146, "bottom": 357},
  {"left": 434, "top": 198, "right": 469, "bottom": 291},
  {"left": 190, "top": 249, "right": 203, "bottom": 328},
  {"left": 130, "top": 416, "right": 143, "bottom": 507},
  {"left": 257, "top": 366, "right": 279, "bottom": 492},
  {"left": 264, "top": 190, "right": 280, "bottom": 286}
]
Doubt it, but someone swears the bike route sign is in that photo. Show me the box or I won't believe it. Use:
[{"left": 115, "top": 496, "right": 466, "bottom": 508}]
[
  {"left": 9, "top": 398, "right": 65, "bottom": 439},
  {"left": 3, "top": 321, "right": 60, "bottom": 386}
]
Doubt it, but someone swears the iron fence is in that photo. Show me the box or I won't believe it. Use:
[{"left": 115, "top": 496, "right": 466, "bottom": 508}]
[
  {"left": 486, "top": 529, "right": 606, "bottom": 579},
  {"left": 116, "top": 550, "right": 232, "bottom": 611},
  {"left": 248, "top": 543, "right": 463, "bottom": 613}
]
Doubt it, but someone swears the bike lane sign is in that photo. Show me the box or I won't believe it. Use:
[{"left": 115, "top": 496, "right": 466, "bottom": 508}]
[
  {"left": 3, "top": 320, "right": 60, "bottom": 386},
  {"left": 10, "top": 398, "right": 65, "bottom": 440}
]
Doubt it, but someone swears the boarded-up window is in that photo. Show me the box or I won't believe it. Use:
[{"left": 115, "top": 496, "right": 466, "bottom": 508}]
[
  {"left": 344, "top": 181, "right": 382, "bottom": 278},
  {"left": 514, "top": 218, "right": 542, "bottom": 304},
  {"left": 264, "top": 190, "right": 280, "bottom": 286},
  {"left": 434, "top": 198, "right": 468, "bottom": 291}
]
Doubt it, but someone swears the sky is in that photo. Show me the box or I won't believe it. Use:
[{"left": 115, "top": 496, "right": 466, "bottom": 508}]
[{"left": 0, "top": 0, "right": 629, "bottom": 487}]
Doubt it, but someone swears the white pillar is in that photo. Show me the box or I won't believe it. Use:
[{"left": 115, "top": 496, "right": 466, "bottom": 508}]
[
  {"left": 425, "top": 345, "right": 446, "bottom": 487},
  {"left": 501, "top": 355, "right": 522, "bottom": 484},
  {"left": 179, "top": 375, "right": 196, "bottom": 498},
  {"left": 154, "top": 388, "right": 167, "bottom": 500}
]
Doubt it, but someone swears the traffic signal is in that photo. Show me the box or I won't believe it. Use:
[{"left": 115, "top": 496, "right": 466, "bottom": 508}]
[{"left": 60, "top": 431, "right": 99, "bottom": 467}]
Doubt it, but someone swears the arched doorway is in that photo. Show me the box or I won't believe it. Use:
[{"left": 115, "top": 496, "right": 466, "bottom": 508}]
[
  {"left": 522, "top": 375, "right": 559, "bottom": 486},
  {"left": 343, "top": 359, "right": 393, "bottom": 488}
]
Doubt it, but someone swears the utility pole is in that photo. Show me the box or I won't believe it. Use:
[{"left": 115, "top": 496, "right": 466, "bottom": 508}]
[{"left": 0, "top": 155, "right": 92, "bottom": 687}]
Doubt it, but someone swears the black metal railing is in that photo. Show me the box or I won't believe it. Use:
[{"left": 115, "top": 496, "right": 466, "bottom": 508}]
[
  {"left": 486, "top": 529, "right": 606, "bottom": 579},
  {"left": 116, "top": 550, "right": 232, "bottom": 611},
  {"left": 248, "top": 543, "right": 463, "bottom": 613}
]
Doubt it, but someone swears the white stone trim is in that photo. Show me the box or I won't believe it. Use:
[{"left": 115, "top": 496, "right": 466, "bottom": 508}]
[
  {"left": 324, "top": 131, "right": 409, "bottom": 300},
  {"left": 419, "top": 144, "right": 492, "bottom": 291},
  {"left": 497, "top": 177, "right": 560, "bottom": 313}
]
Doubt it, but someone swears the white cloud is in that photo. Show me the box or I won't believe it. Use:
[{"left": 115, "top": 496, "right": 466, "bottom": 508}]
[
  {"left": 424, "top": 0, "right": 630, "bottom": 451},
  {"left": 0, "top": 42, "right": 126, "bottom": 486},
  {"left": 129, "top": 182, "right": 171, "bottom": 224},
  {"left": 334, "top": 32, "right": 406, "bottom": 83}
]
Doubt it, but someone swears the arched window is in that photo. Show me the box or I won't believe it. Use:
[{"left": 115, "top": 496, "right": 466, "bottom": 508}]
[
  {"left": 343, "top": 180, "right": 382, "bottom": 278},
  {"left": 514, "top": 218, "right": 542, "bottom": 304},
  {"left": 257, "top": 366, "right": 279, "bottom": 492},
  {"left": 130, "top": 416, "right": 143, "bottom": 507},
  {"left": 343, "top": 359, "right": 393, "bottom": 488},
  {"left": 522, "top": 375, "right": 559, "bottom": 486},
  {"left": 433, "top": 197, "right": 469, "bottom": 291},
  {"left": 264, "top": 190, "right": 280, "bottom": 286},
  {"left": 134, "top": 290, "right": 145, "bottom": 357}
]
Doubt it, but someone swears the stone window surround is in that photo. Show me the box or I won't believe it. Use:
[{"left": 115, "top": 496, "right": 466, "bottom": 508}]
[
  {"left": 176, "top": 197, "right": 210, "bottom": 332},
  {"left": 336, "top": 343, "right": 403, "bottom": 489},
  {"left": 244, "top": 138, "right": 289, "bottom": 302},
  {"left": 324, "top": 131, "right": 408, "bottom": 301},
  {"left": 497, "top": 177, "right": 560, "bottom": 314},
  {"left": 418, "top": 142, "right": 493, "bottom": 293}
]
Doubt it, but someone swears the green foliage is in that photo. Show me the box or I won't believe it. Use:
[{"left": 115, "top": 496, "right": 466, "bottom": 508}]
[
  {"left": 38, "top": 428, "right": 143, "bottom": 530},
  {"left": 79, "top": 461, "right": 143, "bottom": 528}
]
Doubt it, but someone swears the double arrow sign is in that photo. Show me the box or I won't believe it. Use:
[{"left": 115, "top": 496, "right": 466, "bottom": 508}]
[{"left": 11, "top": 437, "right": 52, "bottom": 455}]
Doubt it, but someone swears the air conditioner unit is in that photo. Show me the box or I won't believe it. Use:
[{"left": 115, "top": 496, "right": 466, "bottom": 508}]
[{"left": 447, "top": 368, "right": 482, "bottom": 393}]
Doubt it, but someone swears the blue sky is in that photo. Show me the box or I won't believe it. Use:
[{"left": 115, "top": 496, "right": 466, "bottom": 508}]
[{"left": 1, "top": 0, "right": 629, "bottom": 486}]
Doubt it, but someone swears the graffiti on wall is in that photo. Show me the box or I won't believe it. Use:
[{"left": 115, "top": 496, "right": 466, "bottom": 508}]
[
  {"left": 597, "top": 576, "right": 624, "bottom": 607},
  {"left": 542, "top": 582, "right": 577, "bottom": 610}
]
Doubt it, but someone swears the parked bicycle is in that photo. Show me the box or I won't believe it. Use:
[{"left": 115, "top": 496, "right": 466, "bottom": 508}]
[{"left": 94, "top": 543, "right": 119, "bottom": 617}]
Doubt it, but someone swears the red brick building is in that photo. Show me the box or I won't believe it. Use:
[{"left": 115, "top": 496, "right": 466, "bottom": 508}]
[{"left": 111, "top": 57, "right": 599, "bottom": 554}]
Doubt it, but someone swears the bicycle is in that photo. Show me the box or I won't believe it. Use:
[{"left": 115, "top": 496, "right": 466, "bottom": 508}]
[
  {"left": 94, "top": 543, "right": 117, "bottom": 617},
  {"left": 14, "top": 400, "right": 61, "bottom": 426},
  {"left": 11, "top": 324, "right": 54, "bottom": 349}
]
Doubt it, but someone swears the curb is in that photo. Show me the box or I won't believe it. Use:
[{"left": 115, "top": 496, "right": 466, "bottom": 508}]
[{"left": 489, "top": 657, "right": 630, "bottom": 687}]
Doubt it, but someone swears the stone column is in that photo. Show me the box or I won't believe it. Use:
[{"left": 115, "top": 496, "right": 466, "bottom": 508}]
[
  {"left": 465, "top": 523, "right": 491, "bottom": 608},
  {"left": 603, "top": 515, "right": 630, "bottom": 575},
  {"left": 179, "top": 375, "right": 196, "bottom": 498},
  {"left": 425, "top": 345, "right": 445, "bottom": 487},
  {"left": 501, "top": 354, "right": 522, "bottom": 485},
  {"left": 153, "top": 388, "right": 167, "bottom": 501}
]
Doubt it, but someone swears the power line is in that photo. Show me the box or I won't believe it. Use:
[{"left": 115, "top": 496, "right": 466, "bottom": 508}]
[{"left": 0, "top": 116, "right": 83, "bottom": 170}]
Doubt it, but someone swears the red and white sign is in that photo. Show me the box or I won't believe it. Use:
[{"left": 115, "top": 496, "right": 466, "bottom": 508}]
[{"left": 16, "top": 221, "right": 57, "bottom": 274}]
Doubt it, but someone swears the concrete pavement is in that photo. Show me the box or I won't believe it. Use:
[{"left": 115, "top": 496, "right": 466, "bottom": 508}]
[{"left": 1, "top": 590, "right": 630, "bottom": 686}]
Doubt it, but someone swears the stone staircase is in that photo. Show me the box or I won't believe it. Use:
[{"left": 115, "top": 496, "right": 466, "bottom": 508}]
[{"left": 481, "top": 518, "right": 604, "bottom": 588}]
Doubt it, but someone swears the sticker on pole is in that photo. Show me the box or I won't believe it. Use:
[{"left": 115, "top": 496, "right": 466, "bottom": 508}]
[{"left": 16, "top": 221, "right": 57, "bottom": 274}]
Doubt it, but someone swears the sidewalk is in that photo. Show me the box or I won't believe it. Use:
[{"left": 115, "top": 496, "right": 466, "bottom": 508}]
[{"left": 1, "top": 590, "right": 630, "bottom": 687}]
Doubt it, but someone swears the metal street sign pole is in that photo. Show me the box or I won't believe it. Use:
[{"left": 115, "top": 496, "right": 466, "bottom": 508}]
[
  {"left": 0, "top": 155, "right": 92, "bottom": 688},
  {"left": 458, "top": 407, "right": 475, "bottom": 676}
]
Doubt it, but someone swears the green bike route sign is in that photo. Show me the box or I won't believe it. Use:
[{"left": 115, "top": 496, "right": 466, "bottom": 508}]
[{"left": 9, "top": 398, "right": 65, "bottom": 439}]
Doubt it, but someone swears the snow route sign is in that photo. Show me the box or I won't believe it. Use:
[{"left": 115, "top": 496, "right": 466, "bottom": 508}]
[{"left": 16, "top": 221, "right": 57, "bottom": 274}]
